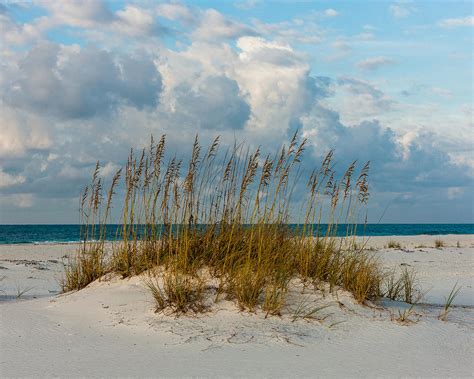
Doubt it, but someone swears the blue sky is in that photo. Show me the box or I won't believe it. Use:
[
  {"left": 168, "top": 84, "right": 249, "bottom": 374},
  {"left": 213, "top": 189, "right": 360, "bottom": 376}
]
[{"left": 0, "top": 0, "right": 472, "bottom": 223}]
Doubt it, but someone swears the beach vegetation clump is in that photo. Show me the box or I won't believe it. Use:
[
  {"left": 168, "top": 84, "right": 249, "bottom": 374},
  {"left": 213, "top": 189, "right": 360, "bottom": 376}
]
[
  {"left": 382, "top": 267, "right": 421, "bottom": 305},
  {"left": 387, "top": 240, "right": 401, "bottom": 249},
  {"left": 144, "top": 267, "right": 206, "bottom": 314},
  {"left": 438, "top": 283, "right": 461, "bottom": 321},
  {"left": 291, "top": 299, "right": 332, "bottom": 322},
  {"left": 435, "top": 239, "right": 445, "bottom": 248},
  {"left": 401, "top": 267, "right": 418, "bottom": 304},
  {"left": 15, "top": 284, "right": 34, "bottom": 299},
  {"left": 383, "top": 270, "right": 405, "bottom": 301},
  {"left": 393, "top": 303, "right": 418, "bottom": 325},
  {"left": 64, "top": 133, "right": 416, "bottom": 315},
  {"left": 62, "top": 164, "right": 120, "bottom": 292}
]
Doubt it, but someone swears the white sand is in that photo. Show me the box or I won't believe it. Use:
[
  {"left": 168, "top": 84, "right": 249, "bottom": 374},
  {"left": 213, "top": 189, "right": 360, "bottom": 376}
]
[{"left": 1, "top": 235, "right": 473, "bottom": 378}]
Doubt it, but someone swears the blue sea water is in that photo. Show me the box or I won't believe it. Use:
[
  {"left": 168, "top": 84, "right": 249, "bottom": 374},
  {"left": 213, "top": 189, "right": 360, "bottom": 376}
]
[{"left": 0, "top": 224, "right": 473, "bottom": 245}]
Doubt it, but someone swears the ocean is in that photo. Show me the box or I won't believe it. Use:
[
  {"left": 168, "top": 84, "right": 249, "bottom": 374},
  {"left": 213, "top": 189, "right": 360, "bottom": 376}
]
[{"left": 0, "top": 224, "right": 473, "bottom": 244}]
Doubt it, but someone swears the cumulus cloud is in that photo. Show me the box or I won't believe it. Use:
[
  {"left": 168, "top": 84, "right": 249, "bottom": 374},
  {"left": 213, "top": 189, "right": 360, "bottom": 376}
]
[
  {"left": 37, "top": 0, "right": 113, "bottom": 27},
  {"left": 0, "top": 1, "right": 472, "bottom": 223},
  {"left": 0, "top": 0, "right": 167, "bottom": 49},
  {"left": 156, "top": 3, "right": 197, "bottom": 25},
  {"left": 302, "top": 109, "right": 470, "bottom": 195},
  {"left": 192, "top": 9, "right": 257, "bottom": 41},
  {"left": 3, "top": 43, "right": 162, "bottom": 119},
  {"left": 114, "top": 6, "right": 167, "bottom": 37},
  {"left": 235, "top": 37, "right": 319, "bottom": 138},
  {"left": 356, "top": 56, "right": 395, "bottom": 71},
  {"left": 165, "top": 75, "right": 250, "bottom": 130},
  {"left": 0, "top": 106, "right": 52, "bottom": 158},
  {"left": 321, "top": 77, "right": 394, "bottom": 125},
  {"left": 0, "top": 10, "right": 42, "bottom": 45}
]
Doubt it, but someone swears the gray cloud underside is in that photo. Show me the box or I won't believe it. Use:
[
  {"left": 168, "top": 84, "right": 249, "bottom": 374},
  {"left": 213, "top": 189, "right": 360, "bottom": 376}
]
[{"left": 4, "top": 43, "right": 161, "bottom": 119}]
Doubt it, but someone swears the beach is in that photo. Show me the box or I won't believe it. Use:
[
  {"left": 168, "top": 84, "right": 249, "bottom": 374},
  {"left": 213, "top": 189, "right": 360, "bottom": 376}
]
[
  {"left": 2, "top": 0, "right": 473, "bottom": 377},
  {"left": 1, "top": 235, "right": 473, "bottom": 377}
]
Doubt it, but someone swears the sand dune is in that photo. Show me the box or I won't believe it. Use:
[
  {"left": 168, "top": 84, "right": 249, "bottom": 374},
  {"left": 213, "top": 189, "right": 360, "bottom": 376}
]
[{"left": 1, "top": 235, "right": 473, "bottom": 377}]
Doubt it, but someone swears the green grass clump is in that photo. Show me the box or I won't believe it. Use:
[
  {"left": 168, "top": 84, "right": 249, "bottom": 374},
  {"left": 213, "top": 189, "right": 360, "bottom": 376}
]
[
  {"left": 64, "top": 132, "right": 416, "bottom": 315},
  {"left": 382, "top": 267, "right": 420, "bottom": 304},
  {"left": 438, "top": 283, "right": 461, "bottom": 321}
]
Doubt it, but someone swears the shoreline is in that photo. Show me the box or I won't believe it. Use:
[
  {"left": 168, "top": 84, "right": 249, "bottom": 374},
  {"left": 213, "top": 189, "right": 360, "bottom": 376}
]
[
  {"left": 0, "top": 233, "right": 474, "bottom": 247},
  {"left": 1, "top": 233, "right": 473, "bottom": 248}
]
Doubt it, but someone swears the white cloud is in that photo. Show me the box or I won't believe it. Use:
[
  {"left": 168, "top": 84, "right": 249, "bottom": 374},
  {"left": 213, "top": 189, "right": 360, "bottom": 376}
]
[
  {"left": 389, "top": 4, "right": 409, "bottom": 18},
  {"left": 0, "top": 169, "right": 26, "bottom": 189},
  {"left": 438, "top": 16, "right": 474, "bottom": 28},
  {"left": 114, "top": 6, "right": 162, "bottom": 37},
  {"left": 27, "top": 0, "right": 166, "bottom": 40},
  {"left": 6, "top": 193, "right": 35, "bottom": 208},
  {"left": 156, "top": 3, "right": 197, "bottom": 25},
  {"left": 389, "top": 2, "right": 416, "bottom": 18},
  {"left": 235, "top": 36, "right": 317, "bottom": 137},
  {"left": 192, "top": 9, "right": 256, "bottom": 41},
  {"left": 321, "top": 77, "right": 394, "bottom": 126},
  {"left": 3, "top": 43, "right": 162, "bottom": 119},
  {"left": 252, "top": 19, "right": 323, "bottom": 44},
  {"left": 356, "top": 32, "right": 375, "bottom": 40},
  {"left": 0, "top": 1, "right": 472, "bottom": 222},
  {"left": 0, "top": 106, "right": 52, "bottom": 158},
  {"left": 0, "top": 12, "right": 42, "bottom": 45},
  {"left": 332, "top": 39, "right": 351, "bottom": 51},
  {"left": 324, "top": 9, "right": 339, "bottom": 17},
  {"left": 356, "top": 56, "right": 395, "bottom": 71},
  {"left": 36, "top": 0, "right": 115, "bottom": 29}
]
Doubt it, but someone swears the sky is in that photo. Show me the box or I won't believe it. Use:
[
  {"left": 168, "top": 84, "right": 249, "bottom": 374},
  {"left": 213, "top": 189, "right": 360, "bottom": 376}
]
[{"left": 0, "top": 0, "right": 473, "bottom": 224}]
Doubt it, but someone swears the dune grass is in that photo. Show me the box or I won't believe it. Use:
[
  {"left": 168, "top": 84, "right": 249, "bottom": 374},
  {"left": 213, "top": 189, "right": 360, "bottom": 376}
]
[
  {"left": 438, "top": 283, "right": 461, "bottom": 321},
  {"left": 382, "top": 267, "right": 420, "bottom": 304},
  {"left": 387, "top": 240, "right": 401, "bottom": 249},
  {"left": 394, "top": 303, "right": 418, "bottom": 325},
  {"left": 435, "top": 239, "right": 445, "bottom": 248},
  {"left": 63, "top": 133, "right": 415, "bottom": 315}
]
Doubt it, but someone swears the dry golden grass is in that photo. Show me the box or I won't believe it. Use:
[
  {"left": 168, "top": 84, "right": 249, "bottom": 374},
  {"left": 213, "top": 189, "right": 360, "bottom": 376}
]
[
  {"left": 144, "top": 268, "right": 206, "bottom": 314},
  {"left": 387, "top": 240, "right": 401, "bottom": 249},
  {"left": 63, "top": 133, "right": 415, "bottom": 315}
]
